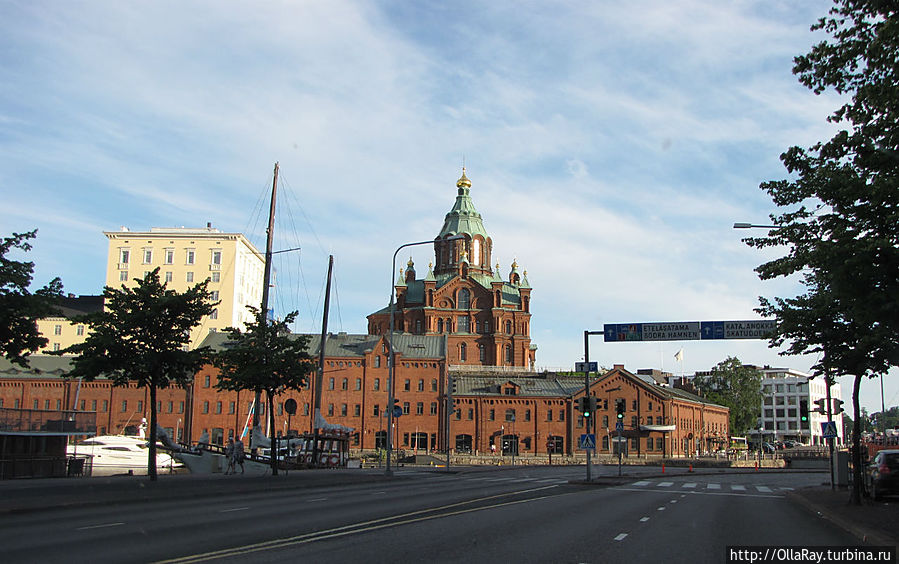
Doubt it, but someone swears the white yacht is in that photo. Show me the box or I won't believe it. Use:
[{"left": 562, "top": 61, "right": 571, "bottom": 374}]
[{"left": 67, "top": 435, "right": 179, "bottom": 476}]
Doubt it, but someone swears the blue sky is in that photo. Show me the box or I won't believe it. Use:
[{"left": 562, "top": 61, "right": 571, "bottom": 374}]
[{"left": 2, "top": 1, "right": 895, "bottom": 413}]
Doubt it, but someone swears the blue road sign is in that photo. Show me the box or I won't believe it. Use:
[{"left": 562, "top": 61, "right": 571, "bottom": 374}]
[
  {"left": 615, "top": 421, "right": 624, "bottom": 432},
  {"left": 821, "top": 421, "right": 838, "bottom": 439},
  {"left": 578, "top": 434, "right": 595, "bottom": 450},
  {"left": 575, "top": 361, "right": 598, "bottom": 372},
  {"left": 605, "top": 320, "right": 776, "bottom": 342}
]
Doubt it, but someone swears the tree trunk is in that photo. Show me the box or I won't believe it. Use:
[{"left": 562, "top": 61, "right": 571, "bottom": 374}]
[
  {"left": 268, "top": 391, "right": 278, "bottom": 476},
  {"left": 149, "top": 383, "right": 158, "bottom": 482},
  {"left": 850, "top": 372, "right": 863, "bottom": 505}
]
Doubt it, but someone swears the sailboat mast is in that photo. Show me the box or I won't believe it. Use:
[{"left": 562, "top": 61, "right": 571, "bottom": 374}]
[{"left": 254, "top": 161, "right": 279, "bottom": 431}]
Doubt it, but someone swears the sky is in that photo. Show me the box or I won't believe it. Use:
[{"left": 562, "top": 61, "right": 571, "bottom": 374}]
[{"left": 2, "top": 0, "right": 895, "bottom": 414}]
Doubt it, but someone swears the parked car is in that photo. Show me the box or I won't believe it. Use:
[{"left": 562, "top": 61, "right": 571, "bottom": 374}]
[{"left": 866, "top": 449, "right": 899, "bottom": 500}]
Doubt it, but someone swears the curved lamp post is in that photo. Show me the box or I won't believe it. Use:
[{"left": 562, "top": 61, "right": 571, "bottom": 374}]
[{"left": 386, "top": 234, "right": 463, "bottom": 475}]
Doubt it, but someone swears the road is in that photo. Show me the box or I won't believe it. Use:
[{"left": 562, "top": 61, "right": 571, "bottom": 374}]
[{"left": 0, "top": 466, "right": 857, "bottom": 563}]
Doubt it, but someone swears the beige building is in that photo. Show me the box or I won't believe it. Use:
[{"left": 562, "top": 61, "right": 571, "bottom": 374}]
[
  {"left": 36, "top": 295, "right": 103, "bottom": 353},
  {"left": 103, "top": 225, "right": 265, "bottom": 348}
]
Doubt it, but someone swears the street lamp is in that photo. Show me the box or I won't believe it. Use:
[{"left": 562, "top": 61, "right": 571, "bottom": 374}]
[
  {"left": 733, "top": 222, "right": 778, "bottom": 229},
  {"left": 385, "top": 235, "right": 463, "bottom": 476}
]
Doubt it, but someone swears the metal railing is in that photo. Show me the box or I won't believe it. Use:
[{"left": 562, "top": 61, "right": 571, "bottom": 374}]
[{"left": 0, "top": 408, "right": 96, "bottom": 435}]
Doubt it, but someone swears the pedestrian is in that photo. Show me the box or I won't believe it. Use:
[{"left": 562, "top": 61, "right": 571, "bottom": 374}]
[
  {"left": 232, "top": 440, "right": 245, "bottom": 474},
  {"left": 224, "top": 438, "right": 235, "bottom": 475},
  {"left": 490, "top": 443, "right": 496, "bottom": 455}
]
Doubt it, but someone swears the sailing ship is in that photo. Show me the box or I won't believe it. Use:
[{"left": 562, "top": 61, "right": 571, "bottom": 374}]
[{"left": 173, "top": 163, "right": 352, "bottom": 474}]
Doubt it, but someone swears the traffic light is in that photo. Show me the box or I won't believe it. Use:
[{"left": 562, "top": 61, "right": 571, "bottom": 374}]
[
  {"left": 832, "top": 399, "right": 844, "bottom": 415},
  {"left": 579, "top": 397, "right": 592, "bottom": 418},
  {"left": 615, "top": 398, "right": 625, "bottom": 420},
  {"left": 579, "top": 397, "right": 597, "bottom": 418},
  {"left": 814, "top": 398, "right": 827, "bottom": 415},
  {"left": 799, "top": 400, "right": 809, "bottom": 425}
]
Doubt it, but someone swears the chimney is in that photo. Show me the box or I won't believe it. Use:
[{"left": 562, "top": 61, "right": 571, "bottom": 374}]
[{"left": 207, "top": 222, "right": 212, "bottom": 229}]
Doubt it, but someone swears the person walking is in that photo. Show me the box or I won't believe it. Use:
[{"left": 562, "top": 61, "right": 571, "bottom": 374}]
[
  {"left": 224, "top": 438, "right": 235, "bottom": 475},
  {"left": 232, "top": 439, "right": 245, "bottom": 474}
]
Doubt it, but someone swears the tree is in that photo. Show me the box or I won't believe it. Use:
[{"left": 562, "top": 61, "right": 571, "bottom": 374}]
[
  {"left": 693, "top": 357, "right": 763, "bottom": 436},
  {"left": 745, "top": 1, "right": 899, "bottom": 504},
  {"left": 59, "top": 268, "right": 215, "bottom": 481},
  {"left": 213, "top": 308, "right": 314, "bottom": 475},
  {"left": 0, "top": 230, "right": 63, "bottom": 366}
]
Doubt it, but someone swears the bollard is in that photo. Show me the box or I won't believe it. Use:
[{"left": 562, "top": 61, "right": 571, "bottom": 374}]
[
  {"left": 662, "top": 464, "right": 665, "bottom": 474},
  {"left": 688, "top": 464, "right": 693, "bottom": 473},
  {"left": 755, "top": 461, "right": 759, "bottom": 472}
]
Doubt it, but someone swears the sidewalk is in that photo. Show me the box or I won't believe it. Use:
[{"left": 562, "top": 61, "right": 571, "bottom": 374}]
[{"left": 788, "top": 486, "right": 898, "bottom": 546}]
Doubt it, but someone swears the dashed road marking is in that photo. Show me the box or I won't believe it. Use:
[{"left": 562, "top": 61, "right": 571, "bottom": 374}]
[
  {"left": 657, "top": 506, "right": 666, "bottom": 511},
  {"left": 669, "top": 500, "right": 677, "bottom": 504},
  {"left": 640, "top": 517, "right": 650, "bottom": 522},
  {"left": 614, "top": 533, "right": 628, "bottom": 541},
  {"left": 219, "top": 507, "right": 249, "bottom": 513},
  {"left": 306, "top": 498, "right": 328, "bottom": 502}
]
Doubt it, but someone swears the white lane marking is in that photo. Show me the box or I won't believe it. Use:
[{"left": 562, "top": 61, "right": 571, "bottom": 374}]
[
  {"left": 657, "top": 481, "right": 674, "bottom": 487},
  {"left": 219, "top": 507, "right": 249, "bottom": 513},
  {"left": 76, "top": 522, "right": 124, "bottom": 531},
  {"left": 781, "top": 487, "right": 794, "bottom": 491},
  {"left": 707, "top": 483, "right": 721, "bottom": 490},
  {"left": 669, "top": 500, "right": 677, "bottom": 504},
  {"left": 640, "top": 517, "right": 650, "bottom": 522},
  {"left": 371, "top": 491, "right": 387, "bottom": 495},
  {"left": 683, "top": 482, "right": 697, "bottom": 488},
  {"left": 633, "top": 480, "right": 652, "bottom": 487},
  {"left": 657, "top": 506, "right": 666, "bottom": 511},
  {"left": 680, "top": 494, "right": 687, "bottom": 498},
  {"left": 614, "top": 533, "right": 628, "bottom": 541},
  {"left": 756, "top": 486, "right": 772, "bottom": 493},
  {"left": 614, "top": 487, "right": 782, "bottom": 499},
  {"left": 512, "top": 478, "right": 538, "bottom": 482},
  {"left": 306, "top": 498, "right": 328, "bottom": 502},
  {"left": 731, "top": 485, "right": 746, "bottom": 491}
]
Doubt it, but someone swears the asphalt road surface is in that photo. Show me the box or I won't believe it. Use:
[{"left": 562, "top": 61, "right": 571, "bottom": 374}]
[{"left": 0, "top": 466, "right": 858, "bottom": 563}]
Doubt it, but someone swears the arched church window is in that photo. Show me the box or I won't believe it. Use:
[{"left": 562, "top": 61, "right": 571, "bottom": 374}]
[
  {"left": 458, "top": 316, "right": 470, "bottom": 333},
  {"left": 505, "top": 320, "right": 512, "bottom": 334},
  {"left": 505, "top": 345, "right": 512, "bottom": 364},
  {"left": 472, "top": 238, "right": 481, "bottom": 266},
  {"left": 484, "top": 320, "right": 490, "bottom": 333},
  {"left": 415, "top": 319, "right": 422, "bottom": 334},
  {"left": 476, "top": 320, "right": 481, "bottom": 333},
  {"left": 437, "top": 319, "right": 444, "bottom": 333},
  {"left": 459, "top": 289, "right": 470, "bottom": 309},
  {"left": 460, "top": 343, "right": 467, "bottom": 362},
  {"left": 479, "top": 344, "right": 486, "bottom": 362}
]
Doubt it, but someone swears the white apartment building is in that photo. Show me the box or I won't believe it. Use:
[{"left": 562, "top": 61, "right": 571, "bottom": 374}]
[{"left": 757, "top": 366, "right": 845, "bottom": 446}]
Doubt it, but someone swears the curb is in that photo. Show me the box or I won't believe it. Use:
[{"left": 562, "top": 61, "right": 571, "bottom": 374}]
[{"left": 785, "top": 491, "right": 895, "bottom": 546}]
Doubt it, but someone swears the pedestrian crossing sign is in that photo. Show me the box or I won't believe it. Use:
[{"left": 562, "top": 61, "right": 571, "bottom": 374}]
[
  {"left": 821, "top": 421, "right": 837, "bottom": 439},
  {"left": 578, "top": 434, "right": 595, "bottom": 450}
]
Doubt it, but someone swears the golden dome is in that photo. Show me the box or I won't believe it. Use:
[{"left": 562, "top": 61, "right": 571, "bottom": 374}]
[{"left": 456, "top": 168, "right": 471, "bottom": 188}]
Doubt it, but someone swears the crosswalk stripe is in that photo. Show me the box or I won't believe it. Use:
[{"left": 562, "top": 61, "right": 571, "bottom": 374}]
[
  {"left": 756, "top": 486, "right": 772, "bottom": 493},
  {"left": 633, "top": 481, "right": 652, "bottom": 487},
  {"left": 707, "top": 483, "right": 721, "bottom": 490},
  {"left": 731, "top": 485, "right": 746, "bottom": 491},
  {"left": 683, "top": 483, "right": 697, "bottom": 488},
  {"left": 657, "top": 481, "right": 674, "bottom": 487}
]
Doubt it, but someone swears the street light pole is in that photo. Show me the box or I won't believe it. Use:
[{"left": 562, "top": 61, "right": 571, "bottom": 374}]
[
  {"left": 583, "top": 330, "right": 603, "bottom": 482},
  {"left": 386, "top": 235, "right": 463, "bottom": 476}
]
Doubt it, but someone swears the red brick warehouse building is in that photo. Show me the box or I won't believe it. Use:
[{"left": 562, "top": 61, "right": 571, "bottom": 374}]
[{"left": 0, "top": 170, "right": 728, "bottom": 457}]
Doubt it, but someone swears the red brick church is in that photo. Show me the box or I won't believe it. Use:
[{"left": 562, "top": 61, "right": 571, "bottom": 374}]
[{"left": 367, "top": 170, "right": 536, "bottom": 368}]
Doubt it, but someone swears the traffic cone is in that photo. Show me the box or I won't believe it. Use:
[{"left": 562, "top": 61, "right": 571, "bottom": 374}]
[{"left": 688, "top": 464, "right": 693, "bottom": 472}]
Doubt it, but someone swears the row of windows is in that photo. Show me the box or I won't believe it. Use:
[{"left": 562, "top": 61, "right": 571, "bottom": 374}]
[
  {"left": 763, "top": 395, "right": 799, "bottom": 406},
  {"left": 119, "top": 248, "right": 222, "bottom": 267},
  {"left": 119, "top": 270, "right": 222, "bottom": 285}
]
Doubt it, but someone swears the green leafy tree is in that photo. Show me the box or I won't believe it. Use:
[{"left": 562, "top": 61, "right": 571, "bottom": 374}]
[
  {"left": 59, "top": 268, "right": 215, "bottom": 481},
  {"left": 745, "top": 1, "right": 899, "bottom": 503},
  {"left": 0, "top": 230, "right": 63, "bottom": 366},
  {"left": 213, "top": 308, "right": 314, "bottom": 475},
  {"left": 693, "top": 357, "right": 763, "bottom": 436}
]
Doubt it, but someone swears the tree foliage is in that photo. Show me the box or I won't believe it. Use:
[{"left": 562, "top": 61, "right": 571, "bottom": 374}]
[
  {"left": 0, "top": 230, "right": 63, "bottom": 366},
  {"left": 60, "top": 268, "right": 215, "bottom": 480},
  {"left": 693, "top": 357, "right": 763, "bottom": 436},
  {"left": 213, "top": 308, "right": 314, "bottom": 474},
  {"left": 745, "top": 1, "right": 899, "bottom": 504}
]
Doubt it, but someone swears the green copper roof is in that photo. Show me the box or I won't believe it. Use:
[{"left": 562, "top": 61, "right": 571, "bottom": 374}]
[{"left": 437, "top": 171, "right": 490, "bottom": 240}]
